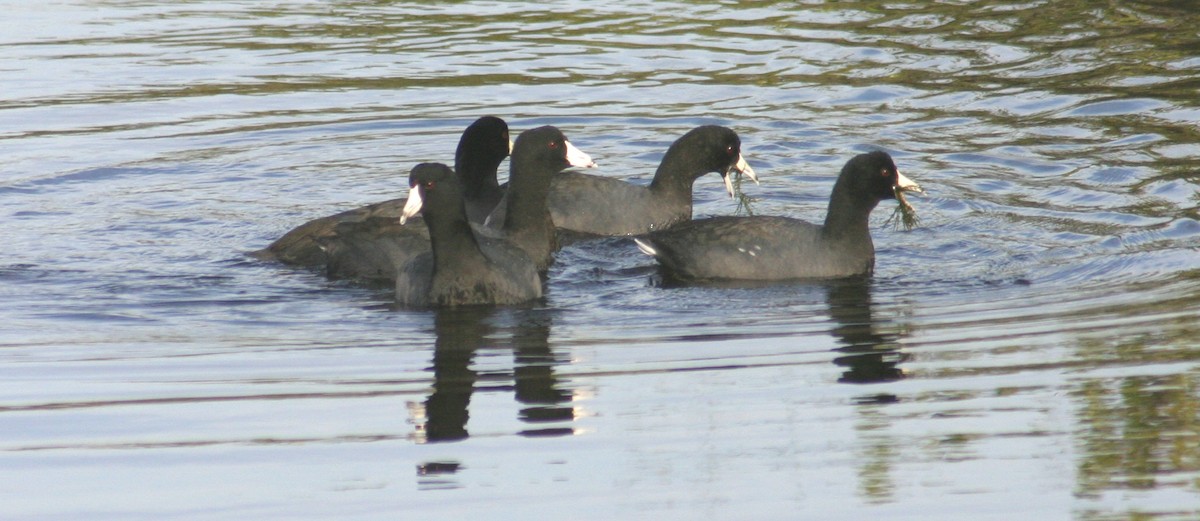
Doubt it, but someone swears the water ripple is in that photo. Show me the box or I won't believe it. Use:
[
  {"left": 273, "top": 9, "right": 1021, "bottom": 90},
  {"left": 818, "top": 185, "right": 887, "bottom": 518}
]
[{"left": 4, "top": 2, "right": 1200, "bottom": 519}]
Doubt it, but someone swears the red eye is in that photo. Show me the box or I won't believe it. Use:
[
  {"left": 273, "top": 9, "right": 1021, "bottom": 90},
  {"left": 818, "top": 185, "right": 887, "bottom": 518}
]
[
  {"left": 726, "top": 145, "right": 735, "bottom": 156},
  {"left": 424, "top": 180, "right": 436, "bottom": 189},
  {"left": 881, "top": 169, "right": 890, "bottom": 177},
  {"left": 548, "top": 141, "right": 559, "bottom": 149}
]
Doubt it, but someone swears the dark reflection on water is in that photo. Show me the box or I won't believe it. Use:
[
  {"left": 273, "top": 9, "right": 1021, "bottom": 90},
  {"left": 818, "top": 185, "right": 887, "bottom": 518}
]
[
  {"left": 421, "top": 308, "right": 488, "bottom": 443},
  {"left": 651, "top": 273, "right": 909, "bottom": 390},
  {"left": 418, "top": 308, "right": 574, "bottom": 444},
  {"left": 511, "top": 312, "right": 575, "bottom": 437},
  {"left": 416, "top": 307, "right": 575, "bottom": 489},
  {"left": 826, "top": 278, "right": 907, "bottom": 387}
]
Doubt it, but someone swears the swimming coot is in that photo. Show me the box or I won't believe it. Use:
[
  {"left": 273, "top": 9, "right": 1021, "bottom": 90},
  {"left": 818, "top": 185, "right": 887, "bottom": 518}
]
[
  {"left": 395, "top": 163, "right": 541, "bottom": 307},
  {"left": 550, "top": 125, "right": 755, "bottom": 236},
  {"left": 255, "top": 116, "right": 511, "bottom": 283},
  {"left": 488, "top": 125, "right": 755, "bottom": 237},
  {"left": 635, "top": 151, "right": 921, "bottom": 281},
  {"left": 485, "top": 125, "right": 596, "bottom": 272}
]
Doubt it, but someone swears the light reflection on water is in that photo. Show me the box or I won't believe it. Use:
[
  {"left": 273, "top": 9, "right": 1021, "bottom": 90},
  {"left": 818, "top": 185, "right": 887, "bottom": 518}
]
[{"left": 2, "top": 1, "right": 1200, "bottom": 519}]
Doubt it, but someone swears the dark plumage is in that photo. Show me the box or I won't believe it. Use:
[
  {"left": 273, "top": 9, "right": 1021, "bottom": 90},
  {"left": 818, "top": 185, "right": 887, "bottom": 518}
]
[
  {"left": 635, "top": 151, "right": 922, "bottom": 281},
  {"left": 397, "top": 126, "right": 594, "bottom": 306},
  {"left": 395, "top": 163, "right": 541, "bottom": 307},
  {"left": 488, "top": 126, "right": 756, "bottom": 237},
  {"left": 549, "top": 126, "right": 756, "bottom": 236},
  {"left": 486, "top": 125, "right": 595, "bottom": 272},
  {"left": 254, "top": 116, "right": 510, "bottom": 283},
  {"left": 456, "top": 117, "right": 513, "bottom": 223}
]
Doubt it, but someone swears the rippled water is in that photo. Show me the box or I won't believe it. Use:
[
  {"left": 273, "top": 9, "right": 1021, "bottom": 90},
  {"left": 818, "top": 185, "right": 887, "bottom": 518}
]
[{"left": 3, "top": 1, "right": 1200, "bottom": 519}]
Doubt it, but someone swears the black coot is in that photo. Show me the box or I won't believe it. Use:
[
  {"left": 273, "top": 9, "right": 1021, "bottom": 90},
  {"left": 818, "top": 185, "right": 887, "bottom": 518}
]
[
  {"left": 397, "top": 125, "right": 595, "bottom": 306},
  {"left": 488, "top": 125, "right": 755, "bottom": 237},
  {"left": 484, "top": 125, "right": 596, "bottom": 272},
  {"left": 550, "top": 125, "right": 756, "bottom": 236},
  {"left": 255, "top": 116, "right": 510, "bottom": 283},
  {"left": 635, "top": 151, "right": 921, "bottom": 281},
  {"left": 395, "top": 163, "right": 541, "bottom": 307}
]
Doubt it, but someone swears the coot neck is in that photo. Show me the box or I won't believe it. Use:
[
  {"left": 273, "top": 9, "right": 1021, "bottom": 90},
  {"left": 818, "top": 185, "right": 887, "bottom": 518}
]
[
  {"left": 502, "top": 159, "right": 553, "bottom": 235},
  {"left": 425, "top": 201, "right": 488, "bottom": 273},
  {"left": 501, "top": 157, "right": 557, "bottom": 266},
  {"left": 456, "top": 152, "right": 502, "bottom": 202},
  {"left": 821, "top": 180, "right": 879, "bottom": 243},
  {"left": 648, "top": 142, "right": 705, "bottom": 207}
]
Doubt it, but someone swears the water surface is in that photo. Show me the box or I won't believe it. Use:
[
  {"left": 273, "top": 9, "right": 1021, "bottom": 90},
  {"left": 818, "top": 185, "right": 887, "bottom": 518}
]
[{"left": 2, "top": 1, "right": 1200, "bottom": 520}]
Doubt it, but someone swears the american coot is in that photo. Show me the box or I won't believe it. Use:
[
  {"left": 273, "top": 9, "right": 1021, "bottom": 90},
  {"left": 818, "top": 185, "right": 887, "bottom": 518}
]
[
  {"left": 486, "top": 125, "right": 596, "bottom": 272},
  {"left": 254, "top": 116, "right": 511, "bottom": 282},
  {"left": 395, "top": 163, "right": 541, "bottom": 307},
  {"left": 456, "top": 117, "right": 514, "bottom": 223},
  {"left": 397, "top": 126, "right": 594, "bottom": 307},
  {"left": 635, "top": 151, "right": 922, "bottom": 281},
  {"left": 551, "top": 125, "right": 756, "bottom": 236},
  {"left": 488, "top": 125, "right": 756, "bottom": 237}
]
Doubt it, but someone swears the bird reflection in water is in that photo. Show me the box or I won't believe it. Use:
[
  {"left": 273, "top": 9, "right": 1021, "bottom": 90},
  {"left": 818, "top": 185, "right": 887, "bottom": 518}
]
[
  {"left": 413, "top": 307, "right": 576, "bottom": 443},
  {"left": 653, "top": 271, "right": 909, "bottom": 395},
  {"left": 511, "top": 311, "right": 576, "bottom": 437},
  {"left": 826, "top": 277, "right": 908, "bottom": 403}
]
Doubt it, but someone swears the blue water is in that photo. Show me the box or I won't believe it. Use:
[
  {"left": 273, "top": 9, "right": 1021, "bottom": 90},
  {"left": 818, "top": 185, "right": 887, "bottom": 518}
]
[{"left": 2, "top": 1, "right": 1200, "bottom": 519}]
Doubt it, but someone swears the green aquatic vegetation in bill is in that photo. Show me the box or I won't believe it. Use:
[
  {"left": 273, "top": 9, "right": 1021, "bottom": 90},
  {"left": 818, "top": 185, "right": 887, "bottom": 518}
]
[
  {"left": 884, "top": 185, "right": 920, "bottom": 231},
  {"left": 733, "top": 169, "right": 756, "bottom": 216}
]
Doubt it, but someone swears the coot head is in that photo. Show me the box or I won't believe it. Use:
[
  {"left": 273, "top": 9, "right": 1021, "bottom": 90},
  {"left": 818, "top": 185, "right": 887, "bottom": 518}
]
[
  {"left": 401, "top": 163, "right": 461, "bottom": 225},
  {"left": 455, "top": 116, "right": 511, "bottom": 182},
  {"left": 512, "top": 125, "right": 596, "bottom": 176},
  {"left": 836, "top": 150, "right": 921, "bottom": 203},
  {"left": 656, "top": 125, "right": 757, "bottom": 199}
]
